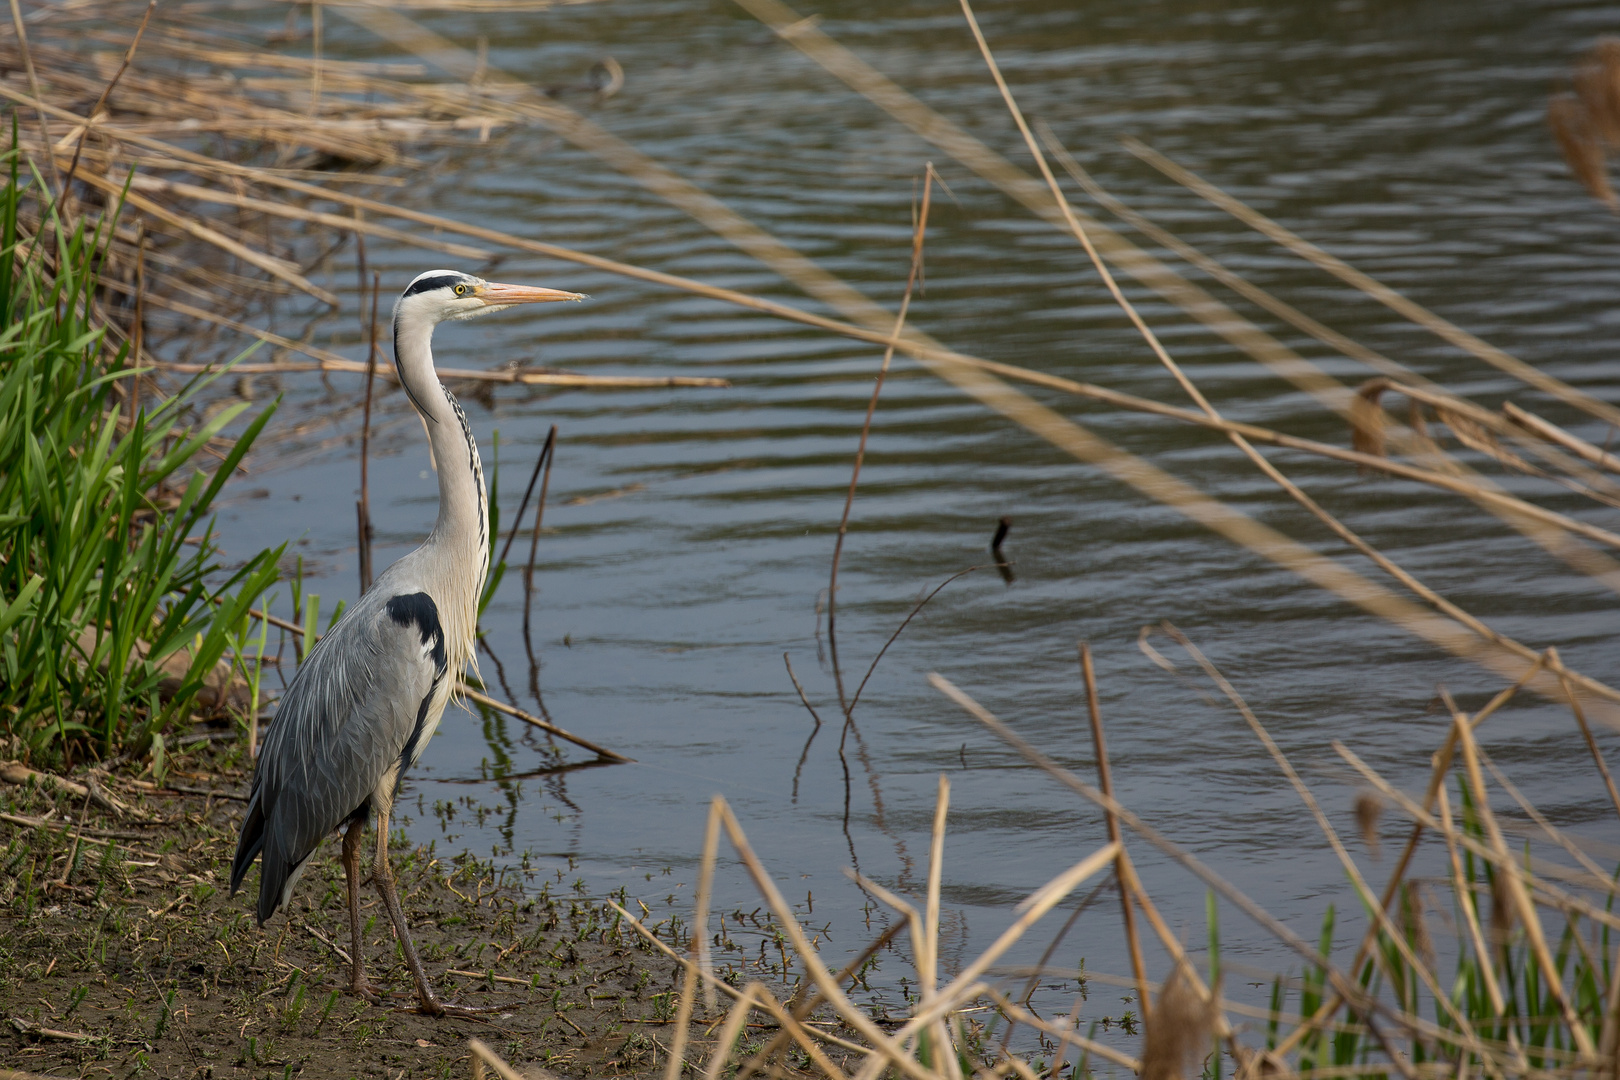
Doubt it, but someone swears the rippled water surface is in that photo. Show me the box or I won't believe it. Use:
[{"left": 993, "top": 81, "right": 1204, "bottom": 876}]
[{"left": 212, "top": 0, "right": 1620, "bottom": 1039}]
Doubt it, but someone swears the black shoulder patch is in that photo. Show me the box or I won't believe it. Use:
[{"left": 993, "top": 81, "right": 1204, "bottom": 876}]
[
  {"left": 385, "top": 592, "right": 448, "bottom": 673},
  {"left": 401, "top": 273, "right": 467, "bottom": 298}
]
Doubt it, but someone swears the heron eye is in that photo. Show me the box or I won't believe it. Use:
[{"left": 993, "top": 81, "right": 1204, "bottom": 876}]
[{"left": 453, "top": 284, "right": 467, "bottom": 296}]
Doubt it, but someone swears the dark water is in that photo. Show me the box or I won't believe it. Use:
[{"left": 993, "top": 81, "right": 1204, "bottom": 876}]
[{"left": 212, "top": 0, "right": 1620, "bottom": 1053}]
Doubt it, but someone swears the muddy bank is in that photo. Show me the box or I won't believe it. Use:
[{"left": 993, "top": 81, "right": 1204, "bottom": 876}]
[{"left": 0, "top": 755, "right": 699, "bottom": 1079}]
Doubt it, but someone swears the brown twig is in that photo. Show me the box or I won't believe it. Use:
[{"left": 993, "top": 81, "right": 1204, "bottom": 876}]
[
  {"left": 827, "top": 162, "right": 936, "bottom": 717},
  {"left": 498, "top": 425, "right": 555, "bottom": 571},
  {"left": 1549, "top": 645, "right": 1620, "bottom": 825},
  {"left": 458, "top": 684, "right": 630, "bottom": 764},
  {"left": 1080, "top": 642, "right": 1150, "bottom": 1022},
  {"left": 61, "top": 0, "right": 157, "bottom": 197},
  {"left": 522, "top": 425, "right": 558, "bottom": 637},
  {"left": 846, "top": 566, "right": 977, "bottom": 716}
]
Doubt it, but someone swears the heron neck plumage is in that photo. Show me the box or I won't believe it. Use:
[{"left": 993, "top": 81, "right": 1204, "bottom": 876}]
[{"left": 392, "top": 306, "right": 488, "bottom": 671}]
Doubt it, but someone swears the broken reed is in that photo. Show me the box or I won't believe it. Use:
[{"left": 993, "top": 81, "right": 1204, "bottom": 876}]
[{"left": 0, "top": 142, "right": 282, "bottom": 764}]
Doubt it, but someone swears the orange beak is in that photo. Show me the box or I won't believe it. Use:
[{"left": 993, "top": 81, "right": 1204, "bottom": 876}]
[{"left": 477, "top": 281, "right": 586, "bottom": 305}]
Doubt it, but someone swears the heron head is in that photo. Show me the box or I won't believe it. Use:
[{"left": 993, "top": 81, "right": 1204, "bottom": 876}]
[{"left": 397, "top": 269, "right": 585, "bottom": 325}]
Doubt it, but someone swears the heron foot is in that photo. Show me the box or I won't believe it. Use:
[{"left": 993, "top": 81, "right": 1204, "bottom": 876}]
[
  {"left": 351, "top": 978, "right": 384, "bottom": 1005},
  {"left": 409, "top": 993, "right": 510, "bottom": 1019}
]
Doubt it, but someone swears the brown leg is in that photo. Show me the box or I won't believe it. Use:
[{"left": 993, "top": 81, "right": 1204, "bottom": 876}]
[
  {"left": 342, "top": 817, "right": 380, "bottom": 1002},
  {"left": 371, "top": 803, "right": 502, "bottom": 1018}
]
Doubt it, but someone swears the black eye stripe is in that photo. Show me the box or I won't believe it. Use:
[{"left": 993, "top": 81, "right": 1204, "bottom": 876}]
[{"left": 402, "top": 274, "right": 467, "bottom": 298}]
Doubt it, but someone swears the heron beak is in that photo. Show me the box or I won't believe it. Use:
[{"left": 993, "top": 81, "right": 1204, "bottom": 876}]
[{"left": 477, "top": 281, "right": 586, "bottom": 305}]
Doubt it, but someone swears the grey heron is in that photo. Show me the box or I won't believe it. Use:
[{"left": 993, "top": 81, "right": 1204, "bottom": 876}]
[{"left": 230, "top": 269, "right": 583, "bottom": 1016}]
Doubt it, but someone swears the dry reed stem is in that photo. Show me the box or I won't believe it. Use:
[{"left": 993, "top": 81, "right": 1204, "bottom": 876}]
[
  {"left": 702, "top": 982, "right": 763, "bottom": 1080},
  {"left": 664, "top": 798, "right": 723, "bottom": 1080},
  {"left": 1161, "top": 625, "right": 1504, "bottom": 1075},
  {"left": 922, "top": 775, "right": 958, "bottom": 1080},
  {"left": 1548, "top": 645, "right": 1620, "bottom": 825},
  {"left": 60, "top": 0, "right": 155, "bottom": 197},
  {"left": 749, "top": 991, "right": 853, "bottom": 1080},
  {"left": 1435, "top": 784, "right": 1508, "bottom": 1017},
  {"left": 709, "top": 798, "right": 937, "bottom": 1080},
  {"left": 466, "top": 1039, "right": 527, "bottom": 1080},
  {"left": 456, "top": 685, "right": 629, "bottom": 763},
  {"left": 1079, "top": 642, "right": 1150, "bottom": 1021},
  {"left": 497, "top": 429, "right": 555, "bottom": 571},
  {"left": 1123, "top": 136, "right": 1620, "bottom": 433},
  {"left": 848, "top": 841, "right": 1120, "bottom": 1080},
  {"left": 606, "top": 899, "right": 873, "bottom": 1062},
  {"left": 733, "top": 923, "right": 906, "bottom": 1080},
  {"left": 1476, "top": 746, "right": 1612, "bottom": 886},
  {"left": 828, "top": 163, "right": 936, "bottom": 717},
  {"left": 8, "top": 0, "right": 60, "bottom": 197},
  {"left": 1337, "top": 742, "right": 1620, "bottom": 929},
  {"left": 1356, "top": 383, "right": 1620, "bottom": 510},
  {"left": 67, "top": 165, "right": 338, "bottom": 305},
  {"left": 1503, "top": 401, "right": 1620, "bottom": 474},
  {"left": 1448, "top": 713, "right": 1596, "bottom": 1059},
  {"left": 122, "top": 172, "right": 491, "bottom": 259},
  {"left": 144, "top": 358, "right": 725, "bottom": 389},
  {"left": 1392, "top": 399, "right": 1620, "bottom": 597},
  {"left": 928, "top": 673, "right": 1422, "bottom": 1080},
  {"left": 522, "top": 425, "right": 558, "bottom": 637}
]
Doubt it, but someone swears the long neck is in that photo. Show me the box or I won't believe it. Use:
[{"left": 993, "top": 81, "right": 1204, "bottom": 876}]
[{"left": 392, "top": 307, "right": 488, "bottom": 666}]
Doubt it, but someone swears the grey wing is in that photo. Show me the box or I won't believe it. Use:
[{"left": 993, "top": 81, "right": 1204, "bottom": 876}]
[{"left": 230, "top": 589, "right": 447, "bottom": 924}]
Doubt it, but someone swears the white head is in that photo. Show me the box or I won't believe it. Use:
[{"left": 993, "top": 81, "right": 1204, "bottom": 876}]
[
  {"left": 394, "top": 269, "right": 585, "bottom": 326},
  {"left": 390, "top": 270, "right": 585, "bottom": 421}
]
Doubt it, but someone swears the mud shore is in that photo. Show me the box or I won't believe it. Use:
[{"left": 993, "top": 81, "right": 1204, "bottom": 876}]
[{"left": 0, "top": 754, "right": 696, "bottom": 1079}]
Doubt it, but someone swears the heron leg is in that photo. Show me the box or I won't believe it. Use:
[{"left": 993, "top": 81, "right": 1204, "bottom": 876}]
[
  {"left": 371, "top": 804, "right": 502, "bottom": 1018},
  {"left": 342, "top": 817, "right": 381, "bottom": 1003}
]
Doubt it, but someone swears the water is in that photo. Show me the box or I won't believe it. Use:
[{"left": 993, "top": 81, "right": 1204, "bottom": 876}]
[{"left": 210, "top": 0, "right": 1620, "bottom": 1053}]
